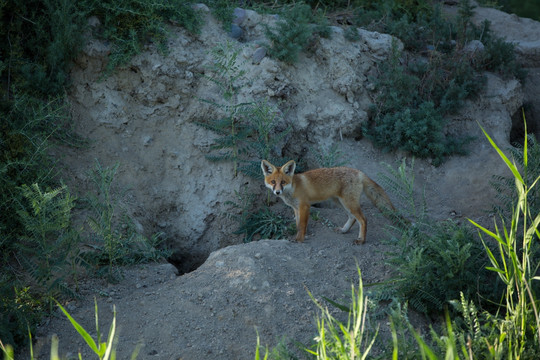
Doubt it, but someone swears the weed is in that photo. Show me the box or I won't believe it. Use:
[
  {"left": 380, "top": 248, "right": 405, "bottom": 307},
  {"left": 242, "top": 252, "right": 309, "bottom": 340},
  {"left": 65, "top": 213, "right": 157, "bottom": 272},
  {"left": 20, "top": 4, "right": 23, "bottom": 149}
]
[
  {"left": 15, "top": 184, "right": 79, "bottom": 304},
  {"left": 492, "top": 134, "right": 540, "bottom": 218},
  {"left": 469, "top": 124, "right": 540, "bottom": 358},
  {"left": 306, "top": 270, "right": 378, "bottom": 358},
  {"left": 226, "top": 189, "right": 290, "bottom": 243},
  {"left": 310, "top": 143, "right": 347, "bottom": 168}
]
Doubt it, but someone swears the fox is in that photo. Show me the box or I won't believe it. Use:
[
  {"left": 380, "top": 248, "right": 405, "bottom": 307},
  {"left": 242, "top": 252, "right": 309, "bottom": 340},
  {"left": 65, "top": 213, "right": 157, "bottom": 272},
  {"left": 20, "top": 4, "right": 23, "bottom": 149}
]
[{"left": 261, "top": 159, "right": 399, "bottom": 244}]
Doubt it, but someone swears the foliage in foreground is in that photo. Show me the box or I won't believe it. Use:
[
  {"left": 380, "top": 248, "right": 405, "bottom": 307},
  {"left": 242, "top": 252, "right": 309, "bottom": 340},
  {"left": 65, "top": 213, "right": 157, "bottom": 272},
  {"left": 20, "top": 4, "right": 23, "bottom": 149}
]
[{"left": 374, "top": 159, "right": 500, "bottom": 316}]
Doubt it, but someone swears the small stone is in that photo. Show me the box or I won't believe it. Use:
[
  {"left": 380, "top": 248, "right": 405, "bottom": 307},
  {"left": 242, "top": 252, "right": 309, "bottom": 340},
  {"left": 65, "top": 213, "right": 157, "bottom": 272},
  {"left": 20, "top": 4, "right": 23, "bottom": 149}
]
[
  {"left": 143, "top": 135, "right": 152, "bottom": 146},
  {"left": 463, "top": 40, "right": 485, "bottom": 54},
  {"left": 252, "top": 47, "right": 266, "bottom": 64},
  {"left": 233, "top": 8, "right": 246, "bottom": 25},
  {"left": 230, "top": 24, "right": 243, "bottom": 40}
]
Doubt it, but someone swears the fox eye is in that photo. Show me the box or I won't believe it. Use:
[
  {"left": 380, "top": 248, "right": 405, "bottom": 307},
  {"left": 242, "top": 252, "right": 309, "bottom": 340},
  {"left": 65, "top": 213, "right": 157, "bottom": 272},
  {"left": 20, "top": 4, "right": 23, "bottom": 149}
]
[
  {"left": 271, "top": 180, "right": 275, "bottom": 185},
  {"left": 280, "top": 181, "right": 286, "bottom": 186}
]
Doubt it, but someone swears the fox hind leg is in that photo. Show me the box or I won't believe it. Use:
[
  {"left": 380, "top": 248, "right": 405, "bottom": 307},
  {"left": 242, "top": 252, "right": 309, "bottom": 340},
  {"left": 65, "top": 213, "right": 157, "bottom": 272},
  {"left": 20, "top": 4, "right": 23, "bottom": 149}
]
[
  {"left": 339, "top": 214, "right": 356, "bottom": 234},
  {"left": 339, "top": 198, "right": 367, "bottom": 244}
]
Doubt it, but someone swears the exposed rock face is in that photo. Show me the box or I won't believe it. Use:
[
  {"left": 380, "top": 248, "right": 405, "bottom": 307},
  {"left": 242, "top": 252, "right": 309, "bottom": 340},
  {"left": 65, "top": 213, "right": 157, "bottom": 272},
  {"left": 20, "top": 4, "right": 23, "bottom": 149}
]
[
  {"left": 64, "top": 4, "right": 537, "bottom": 272},
  {"left": 66, "top": 9, "right": 400, "bottom": 270}
]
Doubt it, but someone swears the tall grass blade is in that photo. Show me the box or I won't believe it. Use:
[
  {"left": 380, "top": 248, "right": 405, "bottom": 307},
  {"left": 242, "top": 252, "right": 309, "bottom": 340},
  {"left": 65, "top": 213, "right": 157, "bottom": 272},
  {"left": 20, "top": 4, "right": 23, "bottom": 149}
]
[
  {"left": 55, "top": 301, "right": 99, "bottom": 354},
  {"left": 478, "top": 124, "right": 524, "bottom": 185}
]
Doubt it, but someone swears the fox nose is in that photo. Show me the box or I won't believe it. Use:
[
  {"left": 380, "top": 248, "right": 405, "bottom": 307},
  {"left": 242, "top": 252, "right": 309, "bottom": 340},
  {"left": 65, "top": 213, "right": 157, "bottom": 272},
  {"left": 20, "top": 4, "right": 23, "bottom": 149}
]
[{"left": 274, "top": 189, "right": 281, "bottom": 195}]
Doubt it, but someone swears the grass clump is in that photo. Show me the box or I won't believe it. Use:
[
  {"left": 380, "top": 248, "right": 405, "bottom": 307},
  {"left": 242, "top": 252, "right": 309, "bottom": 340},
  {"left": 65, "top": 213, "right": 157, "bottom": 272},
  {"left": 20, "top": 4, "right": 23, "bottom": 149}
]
[{"left": 226, "top": 189, "right": 291, "bottom": 243}]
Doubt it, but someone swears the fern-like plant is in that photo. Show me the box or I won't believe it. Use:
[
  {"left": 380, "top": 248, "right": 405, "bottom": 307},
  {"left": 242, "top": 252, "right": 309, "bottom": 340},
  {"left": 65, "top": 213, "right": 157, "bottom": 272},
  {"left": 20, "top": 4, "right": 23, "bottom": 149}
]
[
  {"left": 15, "top": 183, "right": 79, "bottom": 304},
  {"left": 83, "top": 161, "right": 169, "bottom": 280}
]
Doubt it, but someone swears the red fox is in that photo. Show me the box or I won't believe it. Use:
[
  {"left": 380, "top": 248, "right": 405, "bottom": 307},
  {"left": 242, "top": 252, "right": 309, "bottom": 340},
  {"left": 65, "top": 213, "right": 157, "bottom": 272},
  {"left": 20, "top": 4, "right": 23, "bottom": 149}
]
[{"left": 261, "top": 159, "right": 398, "bottom": 244}]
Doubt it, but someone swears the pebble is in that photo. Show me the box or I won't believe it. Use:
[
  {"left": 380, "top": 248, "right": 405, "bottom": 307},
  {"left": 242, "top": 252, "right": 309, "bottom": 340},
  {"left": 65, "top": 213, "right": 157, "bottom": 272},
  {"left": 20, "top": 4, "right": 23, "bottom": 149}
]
[
  {"left": 230, "top": 24, "right": 243, "bottom": 40},
  {"left": 252, "top": 47, "right": 267, "bottom": 64}
]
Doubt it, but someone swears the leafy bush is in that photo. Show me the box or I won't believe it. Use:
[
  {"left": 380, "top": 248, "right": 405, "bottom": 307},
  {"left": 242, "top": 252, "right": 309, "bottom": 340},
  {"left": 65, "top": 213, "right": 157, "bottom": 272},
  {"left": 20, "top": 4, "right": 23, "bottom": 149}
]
[
  {"left": 0, "top": 0, "right": 86, "bottom": 98},
  {"left": 361, "top": 0, "right": 522, "bottom": 164},
  {"left": 386, "top": 220, "right": 498, "bottom": 315},
  {"left": 226, "top": 189, "right": 291, "bottom": 243},
  {"left": 376, "top": 161, "right": 501, "bottom": 315},
  {"left": 15, "top": 184, "right": 79, "bottom": 302},
  {"left": 265, "top": 2, "right": 331, "bottom": 64}
]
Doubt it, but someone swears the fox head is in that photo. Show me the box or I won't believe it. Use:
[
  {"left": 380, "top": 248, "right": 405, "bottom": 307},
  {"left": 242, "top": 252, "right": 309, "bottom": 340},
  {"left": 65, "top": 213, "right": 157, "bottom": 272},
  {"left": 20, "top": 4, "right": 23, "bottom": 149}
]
[{"left": 261, "top": 160, "right": 296, "bottom": 196}]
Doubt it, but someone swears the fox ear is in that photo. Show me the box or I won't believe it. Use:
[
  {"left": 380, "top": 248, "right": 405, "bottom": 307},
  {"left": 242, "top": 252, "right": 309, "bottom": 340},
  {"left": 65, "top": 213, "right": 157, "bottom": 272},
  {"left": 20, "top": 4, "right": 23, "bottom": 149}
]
[
  {"left": 282, "top": 160, "right": 296, "bottom": 176},
  {"left": 261, "top": 160, "right": 275, "bottom": 176}
]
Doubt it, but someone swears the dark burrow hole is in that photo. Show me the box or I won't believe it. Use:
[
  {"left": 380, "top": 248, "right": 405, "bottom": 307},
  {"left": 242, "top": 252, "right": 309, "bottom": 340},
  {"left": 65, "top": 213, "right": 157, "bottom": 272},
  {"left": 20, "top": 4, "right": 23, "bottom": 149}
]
[
  {"left": 510, "top": 103, "right": 538, "bottom": 146},
  {"left": 167, "top": 251, "right": 209, "bottom": 275}
]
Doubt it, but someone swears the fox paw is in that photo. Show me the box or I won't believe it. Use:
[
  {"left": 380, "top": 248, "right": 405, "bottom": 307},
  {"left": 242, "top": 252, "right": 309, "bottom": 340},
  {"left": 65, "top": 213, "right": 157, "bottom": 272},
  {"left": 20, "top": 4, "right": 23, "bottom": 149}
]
[{"left": 333, "top": 227, "right": 348, "bottom": 234}]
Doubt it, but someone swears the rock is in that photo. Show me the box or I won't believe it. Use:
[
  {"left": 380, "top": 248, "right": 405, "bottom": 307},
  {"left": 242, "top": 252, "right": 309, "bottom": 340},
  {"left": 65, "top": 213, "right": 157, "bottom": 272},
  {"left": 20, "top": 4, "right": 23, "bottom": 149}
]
[
  {"left": 233, "top": 7, "right": 246, "bottom": 25},
  {"left": 230, "top": 23, "right": 244, "bottom": 39},
  {"left": 252, "top": 47, "right": 266, "bottom": 64},
  {"left": 463, "top": 40, "right": 485, "bottom": 54},
  {"left": 244, "top": 9, "right": 262, "bottom": 28}
]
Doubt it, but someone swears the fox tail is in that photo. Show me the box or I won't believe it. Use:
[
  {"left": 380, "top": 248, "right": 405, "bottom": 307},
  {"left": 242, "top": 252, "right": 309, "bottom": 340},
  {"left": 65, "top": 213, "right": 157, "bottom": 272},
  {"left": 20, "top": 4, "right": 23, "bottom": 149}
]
[{"left": 364, "top": 177, "right": 410, "bottom": 226}]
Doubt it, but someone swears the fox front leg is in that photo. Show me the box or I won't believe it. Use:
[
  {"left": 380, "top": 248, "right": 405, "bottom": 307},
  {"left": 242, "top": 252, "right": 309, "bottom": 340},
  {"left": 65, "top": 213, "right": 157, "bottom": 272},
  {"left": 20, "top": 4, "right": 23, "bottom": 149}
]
[{"left": 295, "top": 203, "right": 310, "bottom": 242}]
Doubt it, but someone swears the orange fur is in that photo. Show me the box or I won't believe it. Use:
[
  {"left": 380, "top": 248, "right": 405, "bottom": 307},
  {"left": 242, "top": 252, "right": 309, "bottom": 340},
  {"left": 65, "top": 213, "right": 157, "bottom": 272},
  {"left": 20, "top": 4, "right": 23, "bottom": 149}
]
[{"left": 261, "top": 160, "right": 396, "bottom": 244}]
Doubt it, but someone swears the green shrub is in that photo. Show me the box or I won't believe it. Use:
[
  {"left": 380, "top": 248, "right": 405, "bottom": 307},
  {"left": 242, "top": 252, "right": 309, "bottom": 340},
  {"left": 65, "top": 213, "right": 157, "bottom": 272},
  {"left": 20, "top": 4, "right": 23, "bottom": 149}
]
[
  {"left": 265, "top": 2, "right": 331, "bottom": 64},
  {"left": 16, "top": 184, "right": 79, "bottom": 302},
  {"left": 375, "top": 161, "right": 500, "bottom": 315},
  {"left": 0, "top": 283, "right": 45, "bottom": 353},
  {"left": 0, "top": 0, "right": 86, "bottom": 97},
  {"left": 360, "top": 0, "right": 523, "bottom": 165}
]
